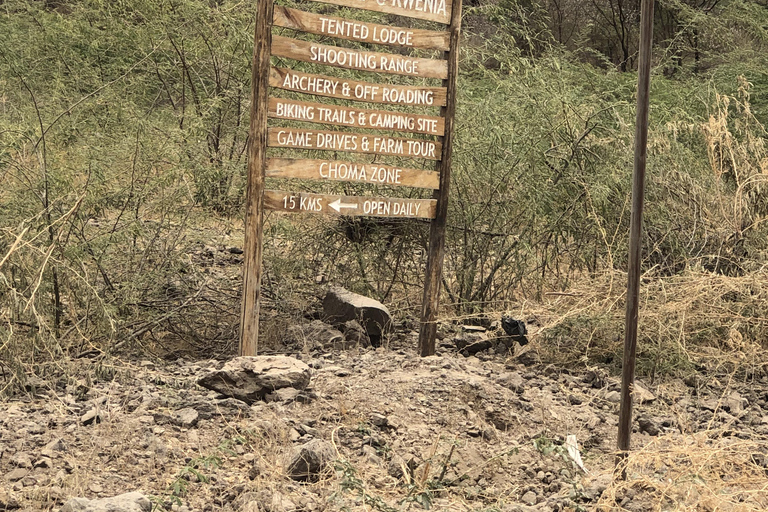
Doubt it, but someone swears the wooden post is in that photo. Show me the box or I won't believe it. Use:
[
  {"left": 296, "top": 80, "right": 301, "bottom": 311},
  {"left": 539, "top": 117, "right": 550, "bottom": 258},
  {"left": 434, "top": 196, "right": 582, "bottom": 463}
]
[
  {"left": 617, "top": 0, "right": 655, "bottom": 472},
  {"left": 418, "top": 0, "right": 463, "bottom": 357},
  {"left": 240, "top": 0, "right": 273, "bottom": 356}
]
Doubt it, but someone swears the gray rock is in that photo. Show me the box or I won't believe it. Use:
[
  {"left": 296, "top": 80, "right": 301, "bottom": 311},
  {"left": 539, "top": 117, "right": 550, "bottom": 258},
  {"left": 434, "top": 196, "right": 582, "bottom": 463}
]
[
  {"left": 633, "top": 382, "right": 656, "bottom": 403},
  {"left": 171, "top": 408, "right": 199, "bottom": 428},
  {"left": 637, "top": 417, "right": 660, "bottom": 436},
  {"left": 41, "top": 438, "right": 66, "bottom": 458},
  {"left": 339, "top": 320, "right": 371, "bottom": 348},
  {"left": 60, "top": 492, "right": 151, "bottom": 512},
  {"left": 197, "top": 356, "right": 311, "bottom": 404},
  {"left": 265, "top": 387, "right": 300, "bottom": 403},
  {"left": 604, "top": 391, "right": 622, "bottom": 403},
  {"left": 323, "top": 287, "right": 392, "bottom": 345},
  {"left": 284, "top": 321, "right": 344, "bottom": 350},
  {"left": 461, "top": 338, "right": 493, "bottom": 355},
  {"left": 80, "top": 409, "right": 101, "bottom": 425},
  {"left": 10, "top": 453, "right": 32, "bottom": 469},
  {"left": 5, "top": 468, "right": 28, "bottom": 482},
  {"left": 387, "top": 454, "right": 410, "bottom": 480},
  {"left": 0, "top": 490, "right": 20, "bottom": 510},
  {"left": 286, "top": 439, "right": 335, "bottom": 481},
  {"left": 724, "top": 390, "right": 747, "bottom": 414},
  {"left": 362, "top": 444, "right": 381, "bottom": 465},
  {"left": 497, "top": 372, "right": 525, "bottom": 393},
  {"left": 515, "top": 346, "right": 541, "bottom": 366},
  {"left": 453, "top": 332, "right": 487, "bottom": 351},
  {"left": 521, "top": 490, "right": 537, "bottom": 506}
]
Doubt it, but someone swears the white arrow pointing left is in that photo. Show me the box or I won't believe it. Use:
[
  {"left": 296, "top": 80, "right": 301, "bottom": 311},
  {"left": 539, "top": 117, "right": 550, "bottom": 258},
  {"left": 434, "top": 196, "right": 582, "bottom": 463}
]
[{"left": 329, "top": 198, "right": 359, "bottom": 213}]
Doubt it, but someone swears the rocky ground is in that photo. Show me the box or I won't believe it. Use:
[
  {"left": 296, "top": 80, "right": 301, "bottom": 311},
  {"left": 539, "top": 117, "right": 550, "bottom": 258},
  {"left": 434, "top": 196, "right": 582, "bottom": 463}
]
[{"left": 2, "top": 318, "right": 768, "bottom": 512}]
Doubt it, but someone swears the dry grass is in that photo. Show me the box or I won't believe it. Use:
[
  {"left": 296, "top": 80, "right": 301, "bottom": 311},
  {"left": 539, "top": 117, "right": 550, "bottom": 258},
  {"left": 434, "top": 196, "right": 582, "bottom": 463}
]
[
  {"left": 531, "top": 268, "right": 768, "bottom": 380},
  {"left": 595, "top": 429, "right": 768, "bottom": 511}
]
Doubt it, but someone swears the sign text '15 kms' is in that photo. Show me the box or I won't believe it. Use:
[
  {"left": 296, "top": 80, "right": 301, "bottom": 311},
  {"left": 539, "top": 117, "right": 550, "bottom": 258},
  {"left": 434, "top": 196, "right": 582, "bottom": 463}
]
[{"left": 264, "top": 190, "right": 437, "bottom": 218}]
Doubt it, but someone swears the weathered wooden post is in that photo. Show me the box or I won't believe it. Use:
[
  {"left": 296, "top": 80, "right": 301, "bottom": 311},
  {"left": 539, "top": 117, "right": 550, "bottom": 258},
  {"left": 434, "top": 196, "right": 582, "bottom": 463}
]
[
  {"left": 240, "top": 0, "right": 273, "bottom": 356},
  {"left": 617, "top": 0, "right": 655, "bottom": 473},
  {"left": 419, "top": 0, "right": 463, "bottom": 357}
]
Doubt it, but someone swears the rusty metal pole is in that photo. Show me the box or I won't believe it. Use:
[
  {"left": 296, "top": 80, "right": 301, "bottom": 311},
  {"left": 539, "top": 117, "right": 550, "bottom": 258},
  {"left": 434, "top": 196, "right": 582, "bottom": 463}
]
[{"left": 617, "top": 0, "right": 655, "bottom": 474}]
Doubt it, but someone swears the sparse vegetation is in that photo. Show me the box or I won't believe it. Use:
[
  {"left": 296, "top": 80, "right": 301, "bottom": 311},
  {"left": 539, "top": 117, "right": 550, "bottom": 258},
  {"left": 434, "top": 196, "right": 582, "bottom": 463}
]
[{"left": 2, "top": 0, "right": 768, "bottom": 509}]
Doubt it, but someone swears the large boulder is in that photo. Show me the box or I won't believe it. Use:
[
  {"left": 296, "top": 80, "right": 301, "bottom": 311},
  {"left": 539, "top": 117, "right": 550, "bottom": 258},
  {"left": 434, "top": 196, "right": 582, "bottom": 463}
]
[
  {"left": 60, "top": 492, "right": 150, "bottom": 512},
  {"left": 323, "top": 287, "right": 392, "bottom": 345},
  {"left": 197, "top": 356, "right": 311, "bottom": 404}
]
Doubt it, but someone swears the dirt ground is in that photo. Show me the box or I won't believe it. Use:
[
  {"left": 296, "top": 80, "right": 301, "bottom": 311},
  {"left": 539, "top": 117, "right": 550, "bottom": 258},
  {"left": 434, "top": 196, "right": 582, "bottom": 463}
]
[{"left": 2, "top": 327, "right": 768, "bottom": 512}]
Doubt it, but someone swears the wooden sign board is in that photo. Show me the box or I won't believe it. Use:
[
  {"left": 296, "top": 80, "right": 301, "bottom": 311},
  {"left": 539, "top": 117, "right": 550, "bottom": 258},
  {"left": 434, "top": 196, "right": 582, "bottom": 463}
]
[
  {"left": 272, "top": 35, "right": 448, "bottom": 79},
  {"left": 268, "top": 97, "right": 445, "bottom": 135},
  {"left": 266, "top": 158, "right": 440, "bottom": 189},
  {"left": 306, "top": 0, "right": 452, "bottom": 24},
  {"left": 273, "top": 6, "right": 451, "bottom": 51},
  {"left": 268, "top": 127, "right": 442, "bottom": 159},
  {"left": 264, "top": 190, "right": 437, "bottom": 218},
  {"left": 270, "top": 67, "right": 447, "bottom": 107},
  {"left": 241, "top": 0, "right": 462, "bottom": 357}
]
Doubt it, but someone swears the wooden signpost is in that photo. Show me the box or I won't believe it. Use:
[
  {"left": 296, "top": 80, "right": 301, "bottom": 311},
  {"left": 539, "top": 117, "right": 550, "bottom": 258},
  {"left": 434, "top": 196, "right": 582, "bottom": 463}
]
[{"left": 240, "top": 0, "right": 463, "bottom": 356}]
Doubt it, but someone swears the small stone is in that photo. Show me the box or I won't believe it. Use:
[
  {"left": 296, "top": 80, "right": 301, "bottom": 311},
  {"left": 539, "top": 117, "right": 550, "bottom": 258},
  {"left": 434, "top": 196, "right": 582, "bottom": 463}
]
[
  {"left": 362, "top": 445, "right": 381, "bottom": 465},
  {"left": 388, "top": 456, "right": 405, "bottom": 479},
  {"left": 521, "top": 490, "right": 537, "bottom": 506},
  {"left": 0, "top": 491, "right": 20, "bottom": 510},
  {"left": 10, "top": 453, "right": 32, "bottom": 469},
  {"left": 633, "top": 382, "right": 656, "bottom": 403},
  {"left": 41, "top": 438, "right": 66, "bottom": 458},
  {"left": 89, "top": 482, "right": 104, "bottom": 493},
  {"left": 323, "top": 287, "right": 392, "bottom": 345},
  {"left": 81, "top": 409, "right": 102, "bottom": 425},
  {"left": 171, "top": 408, "right": 199, "bottom": 428},
  {"left": 266, "top": 387, "right": 301, "bottom": 403},
  {"left": 286, "top": 439, "right": 335, "bottom": 481},
  {"left": 604, "top": 391, "right": 621, "bottom": 403},
  {"left": 33, "top": 457, "right": 53, "bottom": 469},
  {"left": 637, "top": 417, "right": 660, "bottom": 436},
  {"left": 370, "top": 413, "right": 389, "bottom": 428},
  {"left": 5, "top": 468, "right": 29, "bottom": 482},
  {"left": 61, "top": 491, "right": 151, "bottom": 512},
  {"left": 515, "top": 346, "right": 541, "bottom": 366}
]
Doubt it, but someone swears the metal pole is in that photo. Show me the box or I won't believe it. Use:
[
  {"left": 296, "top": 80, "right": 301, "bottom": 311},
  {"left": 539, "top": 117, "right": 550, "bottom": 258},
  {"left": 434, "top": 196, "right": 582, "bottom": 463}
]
[{"left": 617, "top": 0, "right": 655, "bottom": 473}]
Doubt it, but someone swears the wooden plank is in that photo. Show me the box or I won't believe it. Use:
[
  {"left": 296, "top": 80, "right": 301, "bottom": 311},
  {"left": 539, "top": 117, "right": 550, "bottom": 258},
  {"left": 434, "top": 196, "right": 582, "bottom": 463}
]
[
  {"left": 418, "top": 0, "right": 462, "bottom": 357},
  {"left": 268, "top": 127, "right": 442, "bottom": 160},
  {"left": 306, "top": 0, "right": 451, "bottom": 24},
  {"left": 268, "top": 97, "right": 445, "bottom": 135},
  {"left": 271, "top": 35, "right": 448, "bottom": 79},
  {"left": 270, "top": 67, "right": 447, "bottom": 107},
  {"left": 264, "top": 190, "right": 437, "bottom": 218},
  {"left": 240, "top": 0, "right": 273, "bottom": 356},
  {"left": 273, "top": 6, "right": 450, "bottom": 50},
  {"left": 266, "top": 157, "right": 440, "bottom": 188}
]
